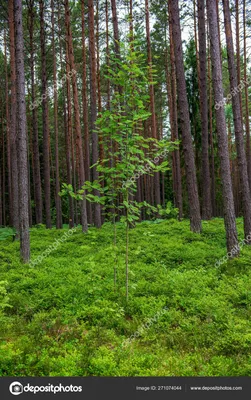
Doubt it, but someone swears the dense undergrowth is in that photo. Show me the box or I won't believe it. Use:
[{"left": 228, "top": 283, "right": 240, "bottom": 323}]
[{"left": 0, "top": 218, "right": 250, "bottom": 376}]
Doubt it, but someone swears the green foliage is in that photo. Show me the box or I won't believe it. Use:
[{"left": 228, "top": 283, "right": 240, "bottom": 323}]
[
  {"left": 156, "top": 202, "right": 179, "bottom": 219},
  {"left": 0, "top": 219, "right": 251, "bottom": 376},
  {"left": 0, "top": 228, "right": 16, "bottom": 241}
]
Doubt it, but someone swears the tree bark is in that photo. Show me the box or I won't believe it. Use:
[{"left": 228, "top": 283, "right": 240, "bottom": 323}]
[
  {"left": 65, "top": 0, "right": 88, "bottom": 232},
  {"left": 169, "top": 0, "right": 202, "bottom": 233},
  {"left": 4, "top": 31, "right": 12, "bottom": 226},
  {"left": 27, "top": 0, "right": 43, "bottom": 225},
  {"left": 223, "top": 0, "right": 251, "bottom": 239},
  {"left": 145, "top": 0, "right": 161, "bottom": 206},
  {"left": 81, "top": 0, "right": 93, "bottom": 225},
  {"left": 207, "top": 0, "right": 239, "bottom": 253},
  {"left": 9, "top": 0, "right": 19, "bottom": 232},
  {"left": 14, "top": 0, "right": 30, "bottom": 262},
  {"left": 243, "top": 0, "right": 251, "bottom": 191},
  {"left": 235, "top": 0, "right": 243, "bottom": 117},
  {"left": 51, "top": 0, "right": 62, "bottom": 229},
  {"left": 39, "top": 0, "right": 51, "bottom": 228},
  {"left": 167, "top": 11, "right": 183, "bottom": 219},
  {"left": 88, "top": 0, "right": 102, "bottom": 228},
  {"left": 198, "top": 0, "right": 212, "bottom": 219}
]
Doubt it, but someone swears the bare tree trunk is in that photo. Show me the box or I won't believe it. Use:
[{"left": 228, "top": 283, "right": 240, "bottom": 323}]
[
  {"left": 88, "top": 0, "right": 102, "bottom": 228},
  {"left": 207, "top": 23, "right": 216, "bottom": 217},
  {"left": 51, "top": 0, "right": 62, "bottom": 229},
  {"left": 243, "top": 0, "right": 251, "bottom": 191},
  {"left": 167, "top": 14, "right": 183, "bottom": 219},
  {"left": 207, "top": 0, "right": 239, "bottom": 253},
  {"left": 111, "top": 0, "right": 120, "bottom": 61},
  {"left": 81, "top": 0, "right": 93, "bottom": 225},
  {"left": 235, "top": 0, "right": 243, "bottom": 117},
  {"left": 39, "top": 0, "right": 51, "bottom": 228},
  {"left": 65, "top": 0, "right": 88, "bottom": 232},
  {"left": 145, "top": 0, "right": 161, "bottom": 206},
  {"left": 14, "top": 0, "right": 30, "bottom": 262},
  {"left": 198, "top": 0, "right": 212, "bottom": 219},
  {"left": 27, "top": 0, "right": 43, "bottom": 225},
  {"left": 169, "top": 0, "right": 202, "bottom": 233},
  {"left": 4, "top": 31, "right": 12, "bottom": 226},
  {"left": 9, "top": 0, "right": 19, "bottom": 232},
  {"left": 1, "top": 116, "right": 6, "bottom": 226},
  {"left": 63, "top": 34, "right": 75, "bottom": 228},
  {"left": 223, "top": 0, "right": 251, "bottom": 239}
]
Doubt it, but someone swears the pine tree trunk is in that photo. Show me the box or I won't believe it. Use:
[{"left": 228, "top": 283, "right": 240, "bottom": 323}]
[
  {"left": 207, "top": 0, "right": 239, "bottom": 253},
  {"left": 223, "top": 0, "right": 251, "bottom": 239},
  {"left": 88, "top": 0, "right": 102, "bottom": 228},
  {"left": 111, "top": 0, "right": 120, "bottom": 61},
  {"left": 1, "top": 115, "right": 6, "bottom": 227},
  {"left": 14, "top": 0, "right": 30, "bottom": 262},
  {"left": 28, "top": 0, "right": 43, "bottom": 225},
  {"left": 4, "top": 31, "right": 12, "bottom": 226},
  {"left": 198, "top": 0, "right": 212, "bottom": 219},
  {"left": 81, "top": 0, "right": 93, "bottom": 225},
  {"left": 243, "top": 0, "right": 251, "bottom": 192},
  {"left": 65, "top": 0, "right": 88, "bottom": 232},
  {"left": 145, "top": 0, "right": 161, "bottom": 206},
  {"left": 168, "top": 7, "right": 183, "bottom": 219},
  {"left": 235, "top": 0, "right": 243, "bottom": 117},
  {"left": 169, "top": 0, "right": 202, "bottom": 233},
  {"left": 9, "top": 0, "right": 19, "bottom": 232},
  {"left": 207, "top": 25, "right": 217, "bottom": 217},
  {"left": 51, "top": 0, "right": 62, "bottom": 229},
  {"left": 39, "top": 0, "right": 51, "bottom": 228},
  {"left": 64, "top": 38, "right": 75, "bottom": 229}
]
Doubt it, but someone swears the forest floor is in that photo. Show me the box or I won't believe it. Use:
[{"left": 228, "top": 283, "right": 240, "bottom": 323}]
[{"left": 0, "top": 218, "right": 251, "bottom": 376}]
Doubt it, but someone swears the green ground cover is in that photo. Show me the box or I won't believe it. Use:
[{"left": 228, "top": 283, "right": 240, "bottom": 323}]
[{"left": 0, "top": 218, "right": 250, "bottom": 376}]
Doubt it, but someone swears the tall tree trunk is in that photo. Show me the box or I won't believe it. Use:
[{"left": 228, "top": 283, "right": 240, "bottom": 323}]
[
  {"left": 58, "top": 3, "right": 75, "bottom": 228},
  {"left": 167, "top": 12, "right": 183, "bottom": 219},
  {"left": 110, "top": 0, "right": 120, "bottom": 61},
  {"left": 169, "top": 0, "right": 202, "bottom": 233},
  {"left": 28, "top": 0, "right": 43, "bottom": 225},
  {"left": 39, "top": 0, "right": 51, "bottom": 228},
  {"left": 193, "top": 0, "right": 201, "bottom": 95},
  {"left": 223, "top": 0, "right": 251, "bottom": 239},
  {"left": 243, "top": 0, "right": 251, "bottom": 191},
  {"left": 2, "top": 116, "right": 6, "bottom": 226},
  {"left": 235, "top": 0, "right": 242, "bottom": 117},
  {"left": 88, "top": 0, "right": 102, "bottom": 228},
  {"left": 198, "top": 0, "right": 212, "bottom": 219},
  {"left": 4, "top": 31, "right": 12, "bottom": 226},
  {"left": 145, "top": 0, "right": 161, "bottom": 206},
  {"left": 81, "top": 0, "right": 93, "bottom": 225},
  {"left": 65, "top": 0, "right": 88, "bottom": 232},
  {"left": 64, "top": 38, "right": 75, "bottom": 228},
  {"left": 9, "top": 0, "right": 19, "bottom": 232},
  {"left": 14, "top": 0, "right": 30, "bottom": 262},
  {"left": 208, "top": 48, "right": 216, "bottom": 217},
  {"left": 51, "top": 0, "right": 62, "bottom": 229},
  {"left": 207, "top": 0, "right": 239, "bottom": 253}
]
